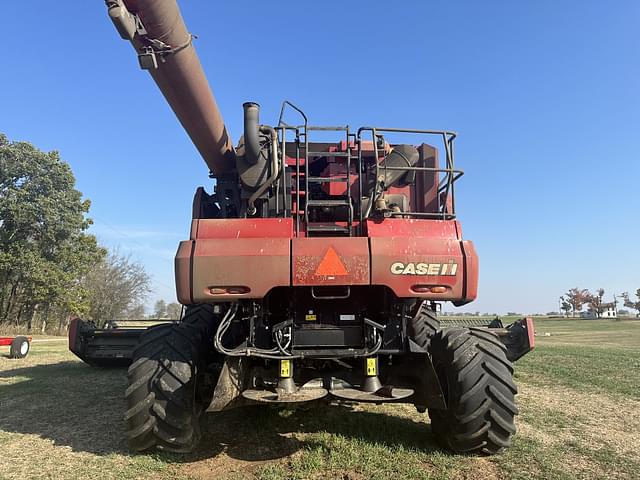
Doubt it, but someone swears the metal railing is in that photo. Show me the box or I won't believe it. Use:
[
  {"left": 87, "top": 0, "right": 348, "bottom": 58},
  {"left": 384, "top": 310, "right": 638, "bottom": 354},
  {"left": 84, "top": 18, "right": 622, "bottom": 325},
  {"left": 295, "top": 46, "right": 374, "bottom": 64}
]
[{"left": 274, "top": 102, "right": 465, "bottom": 234}]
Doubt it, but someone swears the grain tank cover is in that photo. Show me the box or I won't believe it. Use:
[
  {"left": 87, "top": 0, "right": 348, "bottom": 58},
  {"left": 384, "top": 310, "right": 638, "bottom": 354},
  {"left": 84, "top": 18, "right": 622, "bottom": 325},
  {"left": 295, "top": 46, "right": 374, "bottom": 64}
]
[{"left": 105, "top": 0, "right": 236, "bottom": 176}]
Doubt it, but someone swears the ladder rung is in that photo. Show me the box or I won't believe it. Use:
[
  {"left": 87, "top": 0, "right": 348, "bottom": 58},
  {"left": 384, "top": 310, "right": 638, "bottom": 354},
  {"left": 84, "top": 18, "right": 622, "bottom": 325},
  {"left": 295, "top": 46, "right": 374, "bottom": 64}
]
[
  {"left": 307, "top": 224, "right": 351, "bottom": 233},
  {"left": 307, "top": 151, "right": 350, "bottom": 158},
  {"left": 306, "top": 126, "right": 349, "bottom": 131},
  {"left": 306, "top": 199, "right": 351, "bottom": 207},
  {"left": 308, "top": 176, "right": 349, "bottom": 183}
]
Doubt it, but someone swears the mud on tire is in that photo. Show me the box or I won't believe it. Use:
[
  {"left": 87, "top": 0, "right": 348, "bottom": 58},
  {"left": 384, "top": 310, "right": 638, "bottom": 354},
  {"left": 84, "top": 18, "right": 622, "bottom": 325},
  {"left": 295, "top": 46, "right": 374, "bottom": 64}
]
[
  {"left": 125, "top": 304, "right": 219, "bottom": 453},
  {"left": 428, "top": 327, "right": 518, "bottom": 455}
]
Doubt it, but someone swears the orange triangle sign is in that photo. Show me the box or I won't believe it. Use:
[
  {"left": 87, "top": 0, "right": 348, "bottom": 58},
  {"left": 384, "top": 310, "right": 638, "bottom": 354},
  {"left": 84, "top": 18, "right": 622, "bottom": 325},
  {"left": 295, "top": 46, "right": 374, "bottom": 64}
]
[{"left": 315, "top": 247, "right": 348, "bottom": 276}]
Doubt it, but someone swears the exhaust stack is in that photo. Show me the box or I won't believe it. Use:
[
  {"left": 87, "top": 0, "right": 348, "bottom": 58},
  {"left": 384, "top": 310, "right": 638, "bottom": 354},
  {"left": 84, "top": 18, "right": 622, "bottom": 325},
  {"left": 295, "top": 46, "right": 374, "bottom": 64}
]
[{"left": 105, "top": 0, "right": 235, "bottom": 176}]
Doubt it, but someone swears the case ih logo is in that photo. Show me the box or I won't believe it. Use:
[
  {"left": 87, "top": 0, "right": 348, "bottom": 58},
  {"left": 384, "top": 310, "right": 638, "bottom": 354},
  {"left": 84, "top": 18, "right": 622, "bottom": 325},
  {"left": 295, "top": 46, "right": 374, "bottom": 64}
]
[{"left": 390, "top": 262, "right": 458, "bottom": 276}]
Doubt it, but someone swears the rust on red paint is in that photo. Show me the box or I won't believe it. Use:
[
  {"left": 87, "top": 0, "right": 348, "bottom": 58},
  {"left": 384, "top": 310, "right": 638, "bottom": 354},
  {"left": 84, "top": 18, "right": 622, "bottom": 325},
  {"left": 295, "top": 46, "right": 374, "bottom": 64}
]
[{"left": 293, "top": 238, "right": 369, "bottom": 286}]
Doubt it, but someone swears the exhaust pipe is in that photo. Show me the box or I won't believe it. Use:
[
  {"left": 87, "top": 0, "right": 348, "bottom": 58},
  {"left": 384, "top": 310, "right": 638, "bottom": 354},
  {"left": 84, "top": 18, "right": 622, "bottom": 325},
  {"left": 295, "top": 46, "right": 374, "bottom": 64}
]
[
  {"left": 241, "top": 102, "right": 279, "bottom": 215},
  {"left": 243, "top": 102, "right": 262, "bottom": 166}
]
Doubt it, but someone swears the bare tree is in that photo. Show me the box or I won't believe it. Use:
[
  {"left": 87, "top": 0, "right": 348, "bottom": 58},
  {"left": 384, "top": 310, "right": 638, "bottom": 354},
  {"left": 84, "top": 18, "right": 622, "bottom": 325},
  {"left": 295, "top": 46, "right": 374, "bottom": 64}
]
[
  {"left": 586, "top": 288, "right": 606, "bottom": 318},
  {"left": 125, "top": 304, "right": 146, "bottom": 319},
  {"left": 153, "top": 299, "right": 167, "bottom": 319},
  {"left": 622, "top": 290, "right": 640, "bottom": 317},
  {"left": 83, "top": 252, "right": 150, "bottom": 326},
  {"left": 166, "top": 302, "right": 182, "bottom": 320}
]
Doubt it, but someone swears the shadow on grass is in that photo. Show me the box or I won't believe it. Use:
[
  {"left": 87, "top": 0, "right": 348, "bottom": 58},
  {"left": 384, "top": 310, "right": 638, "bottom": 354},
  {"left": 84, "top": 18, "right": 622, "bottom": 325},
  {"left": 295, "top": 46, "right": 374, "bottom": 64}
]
[{"left": 0, "top": 361, "right": 441, "bottom": 462}]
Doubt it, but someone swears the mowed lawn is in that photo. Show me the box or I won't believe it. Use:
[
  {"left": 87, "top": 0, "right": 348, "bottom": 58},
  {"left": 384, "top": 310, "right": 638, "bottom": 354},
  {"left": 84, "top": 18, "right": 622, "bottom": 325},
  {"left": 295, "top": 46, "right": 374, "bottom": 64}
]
[{"left": 1, "top": 319, "right": 639, "bottom": 480}]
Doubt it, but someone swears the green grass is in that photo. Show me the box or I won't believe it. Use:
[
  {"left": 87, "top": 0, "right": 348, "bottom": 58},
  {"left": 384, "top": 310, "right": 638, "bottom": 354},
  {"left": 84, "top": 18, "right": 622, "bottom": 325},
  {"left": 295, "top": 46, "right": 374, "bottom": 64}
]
[{"left": 1, "top": 321, "right": 640, "bottom": 479}]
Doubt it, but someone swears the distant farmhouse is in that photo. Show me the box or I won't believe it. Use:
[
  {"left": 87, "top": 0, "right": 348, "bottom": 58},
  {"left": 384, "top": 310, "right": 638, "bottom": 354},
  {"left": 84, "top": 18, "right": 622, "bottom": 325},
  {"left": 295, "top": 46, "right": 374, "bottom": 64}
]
[{"left": 580, "top": 305, "right": 617, "bottom": 319}]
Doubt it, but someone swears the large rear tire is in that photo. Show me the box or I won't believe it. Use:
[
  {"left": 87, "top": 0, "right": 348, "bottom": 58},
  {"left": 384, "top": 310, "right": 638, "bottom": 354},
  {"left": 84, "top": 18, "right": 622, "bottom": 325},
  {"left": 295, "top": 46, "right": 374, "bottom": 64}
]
[
  {"left": 428, "top": 327, "right": 518, "bottom": 455},
  {"left": 125, "top": 304, "right": 219, "bottom": 453}
]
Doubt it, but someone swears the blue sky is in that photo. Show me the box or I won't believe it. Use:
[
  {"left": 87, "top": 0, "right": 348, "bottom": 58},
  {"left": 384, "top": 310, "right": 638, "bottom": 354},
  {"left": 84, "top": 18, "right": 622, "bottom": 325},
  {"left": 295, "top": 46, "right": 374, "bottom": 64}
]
[{"left": 1, "top": 1, "right": 638, "bottom": 314}]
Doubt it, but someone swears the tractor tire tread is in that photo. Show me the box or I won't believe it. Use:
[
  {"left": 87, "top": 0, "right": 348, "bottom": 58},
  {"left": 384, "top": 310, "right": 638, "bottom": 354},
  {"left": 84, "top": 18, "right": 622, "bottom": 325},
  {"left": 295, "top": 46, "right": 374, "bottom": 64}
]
[
  {"left": 125, "top": 304, "right": 219, "bottom": 453},
  {"left": 428, "top": 327, "right": 518, "bottom": 455},
  {"left": 408, "top": 302, "right": 440, "bottom": 349}
]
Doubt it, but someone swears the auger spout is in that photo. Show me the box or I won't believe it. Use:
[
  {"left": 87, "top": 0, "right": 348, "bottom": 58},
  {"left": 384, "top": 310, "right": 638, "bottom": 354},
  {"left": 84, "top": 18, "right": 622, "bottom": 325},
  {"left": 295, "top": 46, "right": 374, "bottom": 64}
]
[{"left": 105, "top": 0, "right": 236, "bottom": 175}]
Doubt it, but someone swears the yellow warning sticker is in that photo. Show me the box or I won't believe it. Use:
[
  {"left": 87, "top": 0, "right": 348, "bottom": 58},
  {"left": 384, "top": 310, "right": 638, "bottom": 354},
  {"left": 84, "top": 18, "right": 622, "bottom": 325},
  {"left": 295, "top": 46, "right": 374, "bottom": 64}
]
[
  {"left": 280, "top": 359, "right": 291, "bottom": 377},
  {"left": 305, "top": 314, "right": 317, "bottom": 321},
  {"left": 366, "top": 357, "right": 377, "bottom": 376}
]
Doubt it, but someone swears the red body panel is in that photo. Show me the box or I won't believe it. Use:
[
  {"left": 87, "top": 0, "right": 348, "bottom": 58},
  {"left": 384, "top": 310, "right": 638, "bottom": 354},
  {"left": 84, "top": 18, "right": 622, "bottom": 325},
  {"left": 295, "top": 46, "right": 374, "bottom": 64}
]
[
  {"left": 175, "top": 218, "right": 478, "bottom": 304},
  {"left": 0, "top": 336, "right": 31, "bottom": 346},
  {"left": 190, "top": 238, "right": 290, "bottom": 301},
  {"left": 370, "top": 236, "right": 464, "bottom": 299},
  {"left": 367, "top": 219, "right": 477, "bottom": 302},
  {"left": 292, "top": 238, "right": 369, "bottom": 286},
  {"left": 192, "top": 218, "right": 293, "bottom": 239},
  {"left": 366, "top": 218, "right": 460, "bottom": 238}
]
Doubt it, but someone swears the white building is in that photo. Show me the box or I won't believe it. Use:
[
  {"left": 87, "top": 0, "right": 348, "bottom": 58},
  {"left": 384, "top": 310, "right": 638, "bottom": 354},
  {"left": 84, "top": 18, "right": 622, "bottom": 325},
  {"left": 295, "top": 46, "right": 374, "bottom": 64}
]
[{"left": 580, "top": 305, "right": 617, "bottom": 319}]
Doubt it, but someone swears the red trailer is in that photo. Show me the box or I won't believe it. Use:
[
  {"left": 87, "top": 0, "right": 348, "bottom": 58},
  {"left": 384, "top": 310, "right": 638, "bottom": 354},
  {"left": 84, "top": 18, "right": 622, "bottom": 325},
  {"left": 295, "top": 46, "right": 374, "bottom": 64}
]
[{"left": 0, "top": 336, "right": 32, "bottom": 359}]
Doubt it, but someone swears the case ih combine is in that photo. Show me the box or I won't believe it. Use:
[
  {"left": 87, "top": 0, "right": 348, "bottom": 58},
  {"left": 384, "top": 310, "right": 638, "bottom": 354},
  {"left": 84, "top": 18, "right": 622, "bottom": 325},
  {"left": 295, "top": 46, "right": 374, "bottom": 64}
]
[{"left": 70, "top": 0, "right": 534, "bottom": 455}]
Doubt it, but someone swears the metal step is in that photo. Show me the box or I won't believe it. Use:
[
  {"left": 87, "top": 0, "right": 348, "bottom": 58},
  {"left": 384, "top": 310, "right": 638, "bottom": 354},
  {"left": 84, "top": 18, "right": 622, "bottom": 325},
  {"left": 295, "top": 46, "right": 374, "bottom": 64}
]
[
  {"left": 306, "top": 199, "right": 351, "bottom": 207},
  {"left": 306, "top": 224, "right": 351, "bottom": 234},
  {"left": 306, "top": 151, "right": 350, "bottom": 158},
  {"left": 308, "top": 176, "right": 349, "bottom": 183},
  {"left": 306, "top": 126, "right": 349, "bottom": 131}
]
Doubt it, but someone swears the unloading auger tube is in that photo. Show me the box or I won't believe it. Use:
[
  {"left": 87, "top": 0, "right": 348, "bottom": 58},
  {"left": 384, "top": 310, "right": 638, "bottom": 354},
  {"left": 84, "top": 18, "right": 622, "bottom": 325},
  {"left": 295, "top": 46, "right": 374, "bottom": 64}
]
[{"left": 105, "top": 0, "right": 236, "bottom": 176}]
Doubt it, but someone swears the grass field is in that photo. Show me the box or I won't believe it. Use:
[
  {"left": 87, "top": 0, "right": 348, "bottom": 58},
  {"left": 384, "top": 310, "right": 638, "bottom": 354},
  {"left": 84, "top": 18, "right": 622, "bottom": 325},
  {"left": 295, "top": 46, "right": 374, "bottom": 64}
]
[{"left": 1, "top": 319, "right": 639, "bottom": 479}]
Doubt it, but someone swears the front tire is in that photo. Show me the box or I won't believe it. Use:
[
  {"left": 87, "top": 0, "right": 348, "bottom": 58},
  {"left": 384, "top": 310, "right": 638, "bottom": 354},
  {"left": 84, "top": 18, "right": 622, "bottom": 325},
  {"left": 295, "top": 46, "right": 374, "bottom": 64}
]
[
  {"left": 125, "top": 304, "right": 219, "bottom": 453},
  {"left": 428, "top": 327, "right": 518, "bottom": 455},
  {"left": 9, "top": 336, "right": 30, "bottom": 359},
  {"left": 408, "top": 301, "right": 440, "bottom": 349}
]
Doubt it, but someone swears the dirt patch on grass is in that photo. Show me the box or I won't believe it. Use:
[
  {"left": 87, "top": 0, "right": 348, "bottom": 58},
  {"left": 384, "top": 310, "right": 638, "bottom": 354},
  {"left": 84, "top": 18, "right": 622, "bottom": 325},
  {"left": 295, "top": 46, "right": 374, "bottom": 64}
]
[
  {"left": 519, "top": 382, "right": 640, "bottom": 455},
  {"left": 512, "top": 380, "right": 640, "bottom": 479}
]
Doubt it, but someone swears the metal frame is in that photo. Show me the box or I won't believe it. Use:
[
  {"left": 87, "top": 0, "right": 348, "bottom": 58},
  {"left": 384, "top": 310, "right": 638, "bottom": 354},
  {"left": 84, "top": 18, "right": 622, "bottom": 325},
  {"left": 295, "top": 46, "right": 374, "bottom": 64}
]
[
  {"left": 357, "top": 127, "right": 463, "bottom": 220},
  {"left": 275, "top": 102, "right": 464, "bottom": 236}
]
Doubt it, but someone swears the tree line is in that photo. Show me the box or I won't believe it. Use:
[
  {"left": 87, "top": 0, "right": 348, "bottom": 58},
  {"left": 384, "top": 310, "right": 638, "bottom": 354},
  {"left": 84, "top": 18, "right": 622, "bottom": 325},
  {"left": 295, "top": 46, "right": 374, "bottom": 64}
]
[
  {"left": 0, "top": 133, "right": 154, "bottom": 333},
  {"left": 560, "top": 288, "right": 640, "bottom": 318}
]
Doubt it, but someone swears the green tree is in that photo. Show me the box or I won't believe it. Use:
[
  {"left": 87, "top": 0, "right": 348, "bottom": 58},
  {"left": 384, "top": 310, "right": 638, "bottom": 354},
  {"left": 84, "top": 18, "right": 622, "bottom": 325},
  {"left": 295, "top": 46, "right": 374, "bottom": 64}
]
[
  {"left": 559, "top": 296, "right": 572, "bottom": 317},
  {"left": 0, "top": 133, "right": 105, "bottom": 330}
]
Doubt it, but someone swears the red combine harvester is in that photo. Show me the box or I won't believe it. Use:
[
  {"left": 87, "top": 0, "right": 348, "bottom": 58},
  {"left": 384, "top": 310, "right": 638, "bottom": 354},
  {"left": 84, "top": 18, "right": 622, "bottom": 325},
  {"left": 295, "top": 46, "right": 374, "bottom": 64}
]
[
  {"left": 70, "top": 0, "right": 534, "bottom": 455},
  {"left": 1, "top": 336, "right": 31, "bottom": 359}
]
